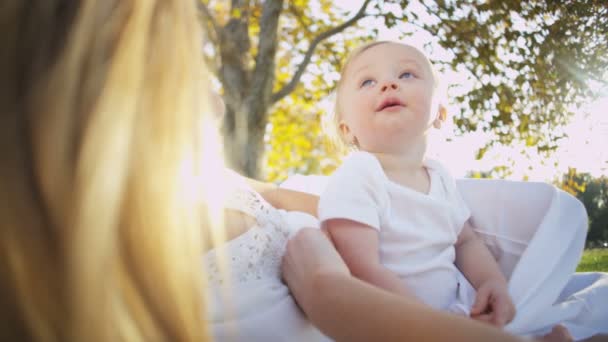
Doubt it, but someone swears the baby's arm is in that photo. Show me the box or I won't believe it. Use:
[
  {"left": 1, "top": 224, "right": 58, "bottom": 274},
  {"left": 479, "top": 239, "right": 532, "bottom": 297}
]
[
  {"left": 455, "top": 222, "right": 506, "bottom": 288},
  {"left": 326, "top": 218, "right": 416, "bottom": 298},
  {"left": 455, "top": 221, "right": 515, "bottom": 326}
]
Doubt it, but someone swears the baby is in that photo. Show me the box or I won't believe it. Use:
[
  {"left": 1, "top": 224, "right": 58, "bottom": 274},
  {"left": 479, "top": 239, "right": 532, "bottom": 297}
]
[{"left": 318, "top": 41, "right": 516, "bottom": 326}]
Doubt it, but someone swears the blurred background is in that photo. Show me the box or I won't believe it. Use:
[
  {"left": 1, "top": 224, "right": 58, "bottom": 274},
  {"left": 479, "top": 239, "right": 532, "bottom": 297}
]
[{"left": 198, "top": 0, "right": 607, "bottom": 267}]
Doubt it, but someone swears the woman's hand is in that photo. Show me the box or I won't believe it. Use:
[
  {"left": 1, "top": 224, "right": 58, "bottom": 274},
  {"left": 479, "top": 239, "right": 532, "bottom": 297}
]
[
  {"left": 281, "top": 228, "right": 349, "bottom": 311},
  {"left": 470, "top": 279, "right": 516, "bottom": 327}
]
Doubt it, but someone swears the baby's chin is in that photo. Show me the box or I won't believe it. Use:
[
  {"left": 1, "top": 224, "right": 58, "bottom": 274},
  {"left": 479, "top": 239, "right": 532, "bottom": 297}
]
[{"left": 365, "top": 132, "right": 428, "bottom": 151}]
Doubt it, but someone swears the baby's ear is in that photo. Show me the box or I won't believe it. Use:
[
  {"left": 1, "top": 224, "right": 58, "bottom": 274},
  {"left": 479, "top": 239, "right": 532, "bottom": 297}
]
[
  {"left": 433, "top": 104, "right": 448, "bottom": 129},
  {"left": 339, "top": 121, "right": 354, "bottom": 143},
  {"left": 438, "top": 104, "right": 447, "bottom": 122}
]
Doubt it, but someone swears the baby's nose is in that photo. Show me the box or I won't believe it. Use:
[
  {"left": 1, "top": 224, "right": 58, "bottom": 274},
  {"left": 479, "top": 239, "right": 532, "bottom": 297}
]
[{"left": 380, "top": 81, "right": 399, "bottom": 92}]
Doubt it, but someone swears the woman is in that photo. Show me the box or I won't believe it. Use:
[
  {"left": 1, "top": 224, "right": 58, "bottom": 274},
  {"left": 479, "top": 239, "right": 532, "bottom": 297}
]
[{"left": 0, "top": 1, "right": 562, "bottom": 341}]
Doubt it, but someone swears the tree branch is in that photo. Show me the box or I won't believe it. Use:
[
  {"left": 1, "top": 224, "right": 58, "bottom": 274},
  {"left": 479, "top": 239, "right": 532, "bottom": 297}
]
[
  {"left": 247, "top": 0, "right": 283, "bottom": 121},
  {"left": 270, "top": 0, "right": 372, "bottom": 103},
  {"left": 216, "top": 0, "right": 251, "bottom": 110}
]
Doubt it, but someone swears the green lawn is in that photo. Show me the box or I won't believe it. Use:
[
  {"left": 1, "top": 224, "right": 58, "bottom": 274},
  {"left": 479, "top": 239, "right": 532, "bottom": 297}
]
[{"left": 577, "top": 248, "right": 608, "bottom": 272}]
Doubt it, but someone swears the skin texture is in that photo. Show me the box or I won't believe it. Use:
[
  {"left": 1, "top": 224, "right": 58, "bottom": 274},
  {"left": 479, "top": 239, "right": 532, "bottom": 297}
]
[{"left": 337, "top": 43, "right": 439, "bottom": 156}]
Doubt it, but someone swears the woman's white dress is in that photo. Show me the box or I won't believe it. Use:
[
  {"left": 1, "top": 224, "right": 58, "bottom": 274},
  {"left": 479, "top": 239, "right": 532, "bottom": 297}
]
[{"left": 203, "top": 174, "right": 330, "bottom": 342}]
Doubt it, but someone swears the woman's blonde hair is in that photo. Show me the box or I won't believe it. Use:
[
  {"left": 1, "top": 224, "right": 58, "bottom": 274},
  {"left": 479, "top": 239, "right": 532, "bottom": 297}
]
[
  {"left": 323, "top": 41, "right": 443, "bottom": 154},
  {"left": 1, "top": 1, "right": 215, "bottom": 341}
]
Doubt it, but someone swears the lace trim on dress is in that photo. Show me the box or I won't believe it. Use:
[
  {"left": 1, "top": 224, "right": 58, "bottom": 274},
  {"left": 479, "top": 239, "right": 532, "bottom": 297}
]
[{"left": 204, "top": 186, "right": 290, "bottom": 285}]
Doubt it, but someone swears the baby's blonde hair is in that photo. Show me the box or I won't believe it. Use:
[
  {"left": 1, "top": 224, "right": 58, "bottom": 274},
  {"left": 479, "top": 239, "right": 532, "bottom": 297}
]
[
  {"left": 0, "top": 1, "right": 215, "bottom": 341},
  {"left": 324, "top": 41, "right": 443, "bottom": 154}
]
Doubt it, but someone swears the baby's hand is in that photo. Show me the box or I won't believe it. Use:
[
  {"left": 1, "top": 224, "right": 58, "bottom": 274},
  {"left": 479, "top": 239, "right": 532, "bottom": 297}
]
[
  {"left": 470, "top": 279, "right": 515, "bottom": 327},
  {"left": 538, "top": 325, "right": 573, "bottom": 342}
]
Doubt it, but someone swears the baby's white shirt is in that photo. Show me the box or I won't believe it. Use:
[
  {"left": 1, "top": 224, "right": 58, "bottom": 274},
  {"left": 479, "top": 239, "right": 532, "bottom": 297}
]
[{"left": 318, "top": 151, "right": 471, "bottom": 310}]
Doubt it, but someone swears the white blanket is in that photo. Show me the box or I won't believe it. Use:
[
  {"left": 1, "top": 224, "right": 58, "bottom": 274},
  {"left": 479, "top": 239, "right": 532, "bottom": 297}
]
[{"left": 280, "top": 175, "right": 608, "bottom": 340}]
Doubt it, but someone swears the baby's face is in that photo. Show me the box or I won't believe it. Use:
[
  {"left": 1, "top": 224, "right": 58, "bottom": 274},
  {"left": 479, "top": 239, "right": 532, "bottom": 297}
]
[{"left": 337, "top": 43, "right": 438, "bottom": 153}]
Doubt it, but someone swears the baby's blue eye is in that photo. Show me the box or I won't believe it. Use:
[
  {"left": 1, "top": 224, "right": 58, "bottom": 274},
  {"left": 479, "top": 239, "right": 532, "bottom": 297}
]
[
  {"left": 361, "top": 79, "right": 375, "bottom": 87},
  {"left": 400, "top": 72, "right": 414, "bottom": 79}
]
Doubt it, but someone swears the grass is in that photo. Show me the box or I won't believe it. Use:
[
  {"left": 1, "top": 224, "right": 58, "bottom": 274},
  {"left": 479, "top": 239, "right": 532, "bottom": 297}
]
[{"left": 577, "top": 248, "right": 608, "bottom": 272}]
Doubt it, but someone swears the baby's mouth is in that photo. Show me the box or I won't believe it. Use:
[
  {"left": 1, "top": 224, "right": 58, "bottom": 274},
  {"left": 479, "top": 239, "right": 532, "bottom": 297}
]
[{"left": 376, "top": 98, "right": 405, "bottom": 111}]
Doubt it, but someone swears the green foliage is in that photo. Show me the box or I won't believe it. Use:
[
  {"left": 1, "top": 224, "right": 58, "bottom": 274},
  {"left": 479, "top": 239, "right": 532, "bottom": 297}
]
[
  {"left": 466, "top": 165, "right": 512, "bottom": 179},
  {"left": 414, "top": 1, "right": 608, "bottom": 155},
  {"left": 559, "top": 167, "right": 588, "bottom": 196},
  {"left": 556, "top": 168, "right": 608, "bottom": 247},
  {"left": 275, "top": 0, "right": 607, "bottom": 177},
  {"left": 263, "top": 0, "right": 369, "bottom": 180},
  {"left": 199, "top": 1, "right": 608, "bottom": 178},
  {"left": 577, "top": 248, "right": 608, "bottom": 272},
  {"left": 264, "top": 90, "right": 342, "bottom": 182}
]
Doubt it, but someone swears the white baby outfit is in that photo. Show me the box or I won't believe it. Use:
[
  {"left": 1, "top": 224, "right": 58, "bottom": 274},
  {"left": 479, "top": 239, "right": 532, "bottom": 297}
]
[{"left": 319, "top": 151, "right": 473, "bottom": 311}]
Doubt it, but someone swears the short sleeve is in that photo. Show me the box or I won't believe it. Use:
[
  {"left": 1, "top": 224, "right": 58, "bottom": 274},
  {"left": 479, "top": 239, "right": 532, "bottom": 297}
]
[
  {"left": 318, "top": 152, "right": 389, "bottom": 230},
  {"left": 451, "top": 186, "right": 472, "bottom": 232},
  {"left": 427, "top": 159, "right": 471, "bottom": 233}
]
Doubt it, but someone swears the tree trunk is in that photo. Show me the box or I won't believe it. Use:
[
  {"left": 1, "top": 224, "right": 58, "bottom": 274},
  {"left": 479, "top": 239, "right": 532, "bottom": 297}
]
[
  {"left": 222, "top": 104, "right": 267, "bottom": 179},
  {"left": 221, "top": 0, "right": 283, "bottom": 178},
  {"left": 202, "top": 0, "right": 366, "bottom": 178}
]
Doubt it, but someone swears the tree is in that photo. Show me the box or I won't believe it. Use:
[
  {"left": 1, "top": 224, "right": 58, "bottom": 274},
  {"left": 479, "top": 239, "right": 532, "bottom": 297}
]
[
  {"left": 199, "top": 0, "right": 372, "bottom": 177},
  {"left": 264, "top": 95, "right": 341, "bottom": 181},
  {"left": 198, "top": 0, "right": 608, "bottom": 178},
  {"left": 466, "top": 165, "right": 512, "bottom": 180},
  {"left": 417, "top": 0, "right": 608, "bottom": 159},
  {"left": 557, "top": 168, "right": 608, "bottom": 247}
]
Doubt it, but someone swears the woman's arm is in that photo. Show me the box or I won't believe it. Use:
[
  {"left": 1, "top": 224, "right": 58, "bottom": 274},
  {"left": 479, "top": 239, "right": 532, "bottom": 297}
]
[
  {"left": 263, "top": 188, "right": 319, "bottom": 217},
  {"left": 243, "top": 176, "right": 278, "bottom": 194},
  {"left": 311, "top": 272, "right": 523, "bottom": 342},
  {"left": 243, "top": 174, "right": 319, "bottom": 217},
  {"left": 282, "top": 228, "right": 527, "bottom": 342}
]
